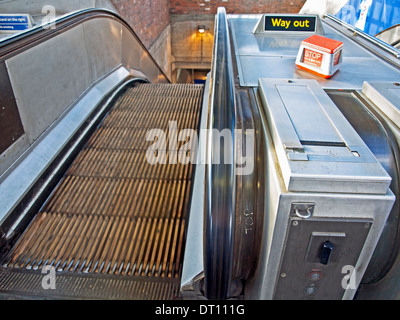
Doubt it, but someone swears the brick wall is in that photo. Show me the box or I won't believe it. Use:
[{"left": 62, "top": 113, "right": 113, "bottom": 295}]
[
  {"left": 111, "top": 0, "right": 307, "bottom": 48},
  {"left": 110, "top": 0, "right": 170, "bottom": 48},
  {"left": 170, "top": 0, "right": 307, "bottom": 15},
  {"left": 109, "top": 0, "right": 309, "bottom": 82}
]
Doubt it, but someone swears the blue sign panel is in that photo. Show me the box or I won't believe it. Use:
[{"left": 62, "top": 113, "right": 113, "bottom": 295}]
[
  {"left": 0, "top": 15, "right": 31, "bottom": 32},
  {"left": 335, "top": 0, "right": 400, "bottom": 36}
]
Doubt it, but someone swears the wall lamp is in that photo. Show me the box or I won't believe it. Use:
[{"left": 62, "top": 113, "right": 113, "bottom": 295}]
[{"left": 198, "top": 25, "right": 206, "bottom": 34}]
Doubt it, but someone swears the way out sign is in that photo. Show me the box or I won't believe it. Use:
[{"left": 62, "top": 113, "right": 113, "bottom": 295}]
[
  {"left": 265, "top": 16, "right": 316, "bottom": 32},
  {"left": 0, "top": 14, "right": 33, "bottom": 33},
  {"left": 253, "top": 14, "right": 323, "bottom": 35}
]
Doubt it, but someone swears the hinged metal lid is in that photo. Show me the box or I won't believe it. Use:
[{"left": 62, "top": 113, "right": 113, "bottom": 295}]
[
  {"left": 362, "top": 81, "right": 400, "bottom": 125},
  {"left": 258, "top": 78, "right": 391, "bottom": 194}
]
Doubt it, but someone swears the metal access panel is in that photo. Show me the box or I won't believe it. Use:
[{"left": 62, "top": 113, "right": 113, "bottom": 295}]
[
  {"left": 274, "top": 218, "right": 371, "bottom": 300},
  {"left": 258, "top": 78, "right": 391, "bottom": 194},
  {"left": 248, "top": 78, "right": 395, "bottom": 300},
  {"left": 362, "top": 81, "right": 400, "bottom": 126}
]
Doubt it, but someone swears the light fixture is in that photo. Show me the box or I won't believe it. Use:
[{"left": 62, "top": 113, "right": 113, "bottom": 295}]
[{"left": 198, "top": 25, "right": 206, "bottom": 34}]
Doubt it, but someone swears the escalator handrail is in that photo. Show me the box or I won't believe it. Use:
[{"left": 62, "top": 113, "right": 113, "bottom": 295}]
[
  {"left": 204, "top": 7, "right": 237, "bottom": 300},
  {"left": 0, "top": 8, "right": 169, "bottom": 82}
]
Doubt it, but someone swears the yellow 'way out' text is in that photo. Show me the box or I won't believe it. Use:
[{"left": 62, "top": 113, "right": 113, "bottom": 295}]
[{"left": 271, "top": 18, "right": 310, "bottom": 29}]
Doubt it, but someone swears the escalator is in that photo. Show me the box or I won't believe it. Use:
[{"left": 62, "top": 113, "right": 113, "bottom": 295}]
[
  {"left": 0, "top": 83, "right": 203, "bottom": 300},
  {"left": 3, "top": 6, "right": 400, "bottom": 301},
  {"left": 0, "top": 10, "right": 205, "bottom": 300}
]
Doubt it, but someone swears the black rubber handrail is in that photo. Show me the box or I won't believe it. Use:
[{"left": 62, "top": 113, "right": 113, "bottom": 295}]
[
  {"left": 0, "top": 8, "right": 169, "bottom": 82},
  {"left": 204, "top": 7, "right": 237, "bottom": 300}
]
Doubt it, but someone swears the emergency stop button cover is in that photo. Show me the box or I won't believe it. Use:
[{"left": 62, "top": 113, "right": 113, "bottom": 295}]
[{"left": 296, "top": 35, "right": 343, "bottom": 78}]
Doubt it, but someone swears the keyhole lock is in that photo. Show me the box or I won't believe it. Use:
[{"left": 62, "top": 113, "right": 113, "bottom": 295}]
[{"left": 319, "top": 241, "right": 335, "bottom": 265}]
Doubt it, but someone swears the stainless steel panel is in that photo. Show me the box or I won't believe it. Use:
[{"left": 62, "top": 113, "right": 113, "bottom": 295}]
[
  {"left": 376, "top": 24, "right": 400, "bottom": 49},
  {"left": 274, "top": 218, "right": 371, "bottom": 300},
  {"left": 258, "top": 78, "right": 391, "bottom": 194},
  {"left": 6, "top": 24, "right": 92, "bottom": 144},
  {"left": 141, "top": 51, "right": 161, "bottom": 84},
  {"left": 362, "top": 81, "right": 400, "bottom": 128},
  {"left": 275, "top": 84, "right": 343, "bottom": 145},
  {"left": 237, "top": 55, "right": 400, "bottom": 89},
  {"left": 122, "top": 26, "right": 143, "bottom": 70},
  {"left": 229, "top": 14, "right": 400, "bottom": 89},
  {"left": 82, "top": 18, "right": 123, "bottom": 80},
  {"left": 180, "top": 74, "right": 210, "bottom": 298}
]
